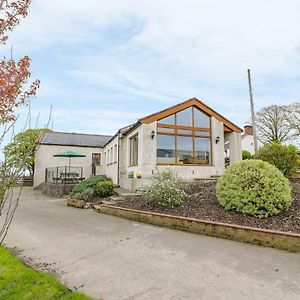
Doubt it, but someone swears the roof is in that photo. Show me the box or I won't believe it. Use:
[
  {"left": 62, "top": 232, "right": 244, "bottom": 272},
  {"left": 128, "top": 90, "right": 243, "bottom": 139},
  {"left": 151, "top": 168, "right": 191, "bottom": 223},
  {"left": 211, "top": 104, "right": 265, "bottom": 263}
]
[
  {"left": 122, "top": 97, "right": 243, "bottom": 135},
  {"left": 39, "top": 131, "right": 112, "bottom": 148}
]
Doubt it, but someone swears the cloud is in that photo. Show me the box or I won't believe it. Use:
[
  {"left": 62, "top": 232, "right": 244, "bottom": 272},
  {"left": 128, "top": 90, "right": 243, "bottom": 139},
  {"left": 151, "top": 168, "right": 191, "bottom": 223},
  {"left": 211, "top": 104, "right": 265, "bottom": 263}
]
[{"left": 4, "top": 0, "right": 300, "bottom": 133}]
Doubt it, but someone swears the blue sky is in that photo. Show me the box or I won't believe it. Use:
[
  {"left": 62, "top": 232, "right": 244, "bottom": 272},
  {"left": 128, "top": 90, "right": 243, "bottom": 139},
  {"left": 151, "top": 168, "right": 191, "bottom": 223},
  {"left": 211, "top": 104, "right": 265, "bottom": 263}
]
[{"left": 3, "top": 0, "right": 300, "bottom": 136}]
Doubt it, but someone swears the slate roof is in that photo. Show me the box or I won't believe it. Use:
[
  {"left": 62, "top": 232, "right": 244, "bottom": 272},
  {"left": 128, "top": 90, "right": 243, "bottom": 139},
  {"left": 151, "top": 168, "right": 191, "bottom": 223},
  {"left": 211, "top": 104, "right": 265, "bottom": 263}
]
[{"left": 39, "top": 131, "right": 112, "bottom": 148}]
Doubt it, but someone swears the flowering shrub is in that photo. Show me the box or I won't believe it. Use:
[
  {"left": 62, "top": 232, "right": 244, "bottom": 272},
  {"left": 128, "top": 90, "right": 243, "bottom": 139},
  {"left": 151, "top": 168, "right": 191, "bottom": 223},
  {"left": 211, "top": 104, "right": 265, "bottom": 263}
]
[
  {"left": 145, "top": 170, "right": 186, "bottom": 208},
  {"left": 216, "top": 160, "right": 292, "bottom": 218},
  {"left": 95, "top": 181, "right": 114, "bottom": 197},
  {"left": 255, "top": 142, "right": 298, "bottom": 178}
]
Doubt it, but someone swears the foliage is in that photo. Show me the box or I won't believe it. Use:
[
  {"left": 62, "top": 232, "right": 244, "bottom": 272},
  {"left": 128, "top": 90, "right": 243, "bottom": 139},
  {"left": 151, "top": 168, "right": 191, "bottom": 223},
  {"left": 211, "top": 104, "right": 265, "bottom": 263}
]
[
  {"left": 75, "top": 188, "right": 94, "bottom": 201},
  {"left": 145, "top": 169, "right": 186, "bottom": 208},
  {"left": 3, "top": 128, "right": 51, "bottom": 175},
  {"left": 255, "top": 142, "right": 298, "bottom": 178},
  {"left": 0, "top": 0, "right": 40, "bottom": 123},
  {"left": 255, "top": 105, "right": 292, "bottom": 144},
  {"left": 95, "top": 181, "right": 114, "bottom": 198},
  {"left": 242, "top": 150, "right": 252, "bottom": 160},
  {"left": 0, "top": 246, "right": 92, "bottom": 299},
  {"left": 216, "top": 160, "right": 292, "bottom": 218},
  {"left": 71, "top": 176, "right": 110, "bottom": 197}
]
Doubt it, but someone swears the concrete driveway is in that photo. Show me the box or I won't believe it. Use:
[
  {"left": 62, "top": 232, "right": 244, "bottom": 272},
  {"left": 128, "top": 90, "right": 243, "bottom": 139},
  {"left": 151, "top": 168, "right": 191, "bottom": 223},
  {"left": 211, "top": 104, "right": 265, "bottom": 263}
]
[{"left": 4, "top": 188, "right": 300, "bottom": 300}]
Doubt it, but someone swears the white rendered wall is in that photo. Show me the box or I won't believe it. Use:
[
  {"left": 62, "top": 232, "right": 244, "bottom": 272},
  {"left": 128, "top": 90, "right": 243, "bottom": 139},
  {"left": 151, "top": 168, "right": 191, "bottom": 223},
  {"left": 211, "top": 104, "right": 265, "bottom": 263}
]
[{"left": 34, "top": 145, "right": 104, "bottom": 187}]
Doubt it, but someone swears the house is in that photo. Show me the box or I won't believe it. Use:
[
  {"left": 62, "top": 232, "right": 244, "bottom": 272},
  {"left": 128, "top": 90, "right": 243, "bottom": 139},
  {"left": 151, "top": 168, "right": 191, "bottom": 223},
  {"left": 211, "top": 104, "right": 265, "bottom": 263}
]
[
  {"left": 33, "top": 132, "right": 112, "bottom": 187},
  {"left": 241, "top": 123, "right": 262, "bottom": 155},
  {"left": 34, "top": 98, "right": 243, "bottom": 192}
]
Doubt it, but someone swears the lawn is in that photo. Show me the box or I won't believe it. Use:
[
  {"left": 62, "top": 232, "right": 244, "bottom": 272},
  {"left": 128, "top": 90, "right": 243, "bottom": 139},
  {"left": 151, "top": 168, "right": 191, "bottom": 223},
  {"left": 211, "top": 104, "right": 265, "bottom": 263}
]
[{"left": 0, "top": 246, "right": 92, "bottom": 300}]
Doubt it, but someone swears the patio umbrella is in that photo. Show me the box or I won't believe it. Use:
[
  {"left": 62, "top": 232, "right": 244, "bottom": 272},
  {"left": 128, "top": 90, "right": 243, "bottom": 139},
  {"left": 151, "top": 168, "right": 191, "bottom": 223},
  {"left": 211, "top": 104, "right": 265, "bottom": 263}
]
[{"left": 53, "top": 150, "right": 86, "bottom": 169}]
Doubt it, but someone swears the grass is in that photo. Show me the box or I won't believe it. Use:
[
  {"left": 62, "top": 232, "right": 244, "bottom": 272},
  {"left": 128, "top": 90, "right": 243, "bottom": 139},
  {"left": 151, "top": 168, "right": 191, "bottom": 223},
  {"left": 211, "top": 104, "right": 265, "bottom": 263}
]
[{"left": 0, "top": 246, "right": 93, "bottom": 300}]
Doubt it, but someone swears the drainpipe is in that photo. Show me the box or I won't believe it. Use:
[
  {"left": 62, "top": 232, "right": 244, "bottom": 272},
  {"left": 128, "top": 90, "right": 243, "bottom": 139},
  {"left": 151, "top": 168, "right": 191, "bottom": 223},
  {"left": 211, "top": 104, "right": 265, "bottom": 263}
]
[{"left": 117, "top": 134, "right": 120, "bottom": 187}]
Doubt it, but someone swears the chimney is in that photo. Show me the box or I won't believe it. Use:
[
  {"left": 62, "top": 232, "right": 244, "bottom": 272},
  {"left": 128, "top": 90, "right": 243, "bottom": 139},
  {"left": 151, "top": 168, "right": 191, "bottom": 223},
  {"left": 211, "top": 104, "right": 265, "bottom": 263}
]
[{"left": 244, "top": 125, "right": 253, "bottom": 136}]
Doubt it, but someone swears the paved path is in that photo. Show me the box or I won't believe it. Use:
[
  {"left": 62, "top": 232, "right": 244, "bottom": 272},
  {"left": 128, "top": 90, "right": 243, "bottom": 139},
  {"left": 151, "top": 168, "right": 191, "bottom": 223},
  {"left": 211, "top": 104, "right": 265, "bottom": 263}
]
[{"left": 4, "top": 188, "right": 300, "bottom": 300}]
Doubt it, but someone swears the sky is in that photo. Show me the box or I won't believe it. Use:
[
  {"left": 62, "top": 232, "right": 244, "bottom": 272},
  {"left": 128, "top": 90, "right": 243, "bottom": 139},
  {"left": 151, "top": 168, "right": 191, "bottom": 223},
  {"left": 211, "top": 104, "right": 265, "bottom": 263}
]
[{"left": 3, "top": 0, "right": 300, "bottom": 136}]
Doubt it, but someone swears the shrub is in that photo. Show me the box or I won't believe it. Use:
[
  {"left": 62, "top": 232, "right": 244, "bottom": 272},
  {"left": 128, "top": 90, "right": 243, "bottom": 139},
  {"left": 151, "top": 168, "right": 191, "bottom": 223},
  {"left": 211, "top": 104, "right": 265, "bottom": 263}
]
[
  {"left": 71, "top": 175, "right": 109, "bottom": 196},
  {"left": 216, "top": 160, "right": 292, "bottom": 218},
  {"left": 95, "top": 181, "right": 114, "bottom": 198},
  {"left": 255, "top": 142, "right": 298, "bottom": 178},
  {"left": 79, "top": 188, "right": 94, "bottom": 201},
  {"left": 242, "top": 150, "right": 252, "bottom": 160},
  {"left": 145, "top": 170, "right": 186, "bottom": 208}
]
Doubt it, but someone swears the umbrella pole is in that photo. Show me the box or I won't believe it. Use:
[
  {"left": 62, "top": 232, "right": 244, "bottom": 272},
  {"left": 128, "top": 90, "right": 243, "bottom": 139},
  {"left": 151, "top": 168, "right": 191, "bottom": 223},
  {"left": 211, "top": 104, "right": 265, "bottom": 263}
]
[{"left": 69, "top": 157, "right": 71, "bottom": 172}]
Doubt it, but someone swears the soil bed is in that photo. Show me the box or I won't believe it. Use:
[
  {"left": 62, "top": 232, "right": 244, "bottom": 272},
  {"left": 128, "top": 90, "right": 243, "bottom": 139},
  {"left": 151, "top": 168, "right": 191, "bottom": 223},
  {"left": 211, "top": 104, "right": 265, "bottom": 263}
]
[{"left": 114, "top": 181, "right": 300, "bottom": 234}]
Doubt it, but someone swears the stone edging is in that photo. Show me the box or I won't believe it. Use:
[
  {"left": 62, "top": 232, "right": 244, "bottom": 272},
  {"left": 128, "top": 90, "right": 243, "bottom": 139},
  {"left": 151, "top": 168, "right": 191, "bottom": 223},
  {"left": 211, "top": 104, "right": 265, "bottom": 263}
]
[{"left": 95, "top": 204, "right": 300, "bottom": 253}]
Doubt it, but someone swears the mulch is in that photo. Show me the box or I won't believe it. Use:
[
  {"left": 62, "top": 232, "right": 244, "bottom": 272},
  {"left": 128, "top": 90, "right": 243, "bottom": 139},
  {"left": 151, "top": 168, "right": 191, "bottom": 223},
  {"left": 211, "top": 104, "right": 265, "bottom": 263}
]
[{"left": 114, "top": 181, "right": 300, "bottom": 234}]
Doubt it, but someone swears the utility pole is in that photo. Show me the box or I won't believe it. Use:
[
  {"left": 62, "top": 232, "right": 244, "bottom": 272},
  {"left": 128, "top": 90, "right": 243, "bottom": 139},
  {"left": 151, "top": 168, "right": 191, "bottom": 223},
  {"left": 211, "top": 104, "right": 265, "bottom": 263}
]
[{"left": 247, "top": 69, "right": 258, "bottom": 153}]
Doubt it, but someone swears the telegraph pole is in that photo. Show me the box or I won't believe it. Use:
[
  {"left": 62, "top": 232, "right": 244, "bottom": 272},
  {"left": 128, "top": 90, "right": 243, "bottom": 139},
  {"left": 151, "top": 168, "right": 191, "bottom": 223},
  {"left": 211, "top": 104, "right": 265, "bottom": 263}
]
[{"left": 247, "top": 69, "right": 258, "bottom": 153}]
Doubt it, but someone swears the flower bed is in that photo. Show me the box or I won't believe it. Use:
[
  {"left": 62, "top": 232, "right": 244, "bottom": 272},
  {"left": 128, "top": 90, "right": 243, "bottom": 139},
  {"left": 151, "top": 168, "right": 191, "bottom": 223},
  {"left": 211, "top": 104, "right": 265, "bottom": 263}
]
[{"left": 114, "top": 181, "right": 300, "bottom": 234}]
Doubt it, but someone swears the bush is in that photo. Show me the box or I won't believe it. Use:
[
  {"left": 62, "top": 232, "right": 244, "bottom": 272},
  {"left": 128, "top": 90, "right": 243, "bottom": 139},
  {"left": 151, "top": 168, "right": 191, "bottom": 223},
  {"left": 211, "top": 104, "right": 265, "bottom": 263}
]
[
  {"left": 71, "top": 175, "right": 110, "bottom": 196},
  {"left": 95, "top": 181, "right": 114, "bottom": 198},
  {"left": 216, "top": 160, "right": 292, "bottom": 218},
  {"left": 145, "top": 170, "right": 186, "bottom": 208},
  {"left": 242, "top": 150, "right": 252, "bottom": 160},
  {"left": 79, "top": 188, "right": 95, "bottom": 201},
  {"left": 255, "top": 142, "right": 298, "bottom": 178}
]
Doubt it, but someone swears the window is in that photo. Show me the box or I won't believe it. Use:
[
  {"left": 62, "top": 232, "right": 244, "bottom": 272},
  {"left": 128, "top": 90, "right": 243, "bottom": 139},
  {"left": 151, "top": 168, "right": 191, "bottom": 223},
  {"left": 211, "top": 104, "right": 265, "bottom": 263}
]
[
  {"left": 156, "top": 106, "right": 211, "bottom": 165},
  {"left": 111, "top": 147, "right": 113, "bottom": 163},
  {"left": 107, "top": 150, "right": 110, "bottom": 165},
  {"left": 129, "top": 134, "right": 138, "bottom": 166},
  {"left": 157, "top": 135, "right": 176, "bottom": 164},
  {"left": 114, "top": 144, "right": 117, "bottom": 162},
  {"left": 92, "top": 153, "right": 101, "bottom": 166}
]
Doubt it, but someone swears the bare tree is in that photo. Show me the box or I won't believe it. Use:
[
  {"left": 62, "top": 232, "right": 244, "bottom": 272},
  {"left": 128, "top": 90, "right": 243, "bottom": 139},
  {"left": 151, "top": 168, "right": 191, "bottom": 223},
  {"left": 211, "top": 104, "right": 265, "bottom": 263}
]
[
  {"left": 285, "top": 102, "right": 300, "bottom": 138},
  {"left": 256, "top": 105, "right": 292, "bottom": 144}
]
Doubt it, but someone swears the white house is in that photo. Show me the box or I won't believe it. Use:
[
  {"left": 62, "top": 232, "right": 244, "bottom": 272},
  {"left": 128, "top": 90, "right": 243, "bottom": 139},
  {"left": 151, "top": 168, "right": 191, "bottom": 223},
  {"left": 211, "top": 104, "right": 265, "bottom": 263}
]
[
  {"left": 34, "top": 98, "right": 243, "bottom": 191},
  {"left": 241, "top": 124, "right": 262, "bottom": 155}
]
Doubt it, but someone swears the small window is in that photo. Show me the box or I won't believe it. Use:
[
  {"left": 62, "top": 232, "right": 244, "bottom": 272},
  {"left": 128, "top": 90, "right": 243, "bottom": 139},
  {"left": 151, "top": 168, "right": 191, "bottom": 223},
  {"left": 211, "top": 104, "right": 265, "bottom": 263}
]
[
  {"left": 111, "top": 147, "right": 113, "bottom": 164},
  {"left": 92, "top": 153, "right": 101, "bottom": 166},
  {"left": 114, "top": 144, "right": 117, "bottom": 162},
  {"left": 107, "top": 150, "right": 110, "bottom": 165},
  {"left": 129, "top": 134, "right": 138, "bottom": 166}
]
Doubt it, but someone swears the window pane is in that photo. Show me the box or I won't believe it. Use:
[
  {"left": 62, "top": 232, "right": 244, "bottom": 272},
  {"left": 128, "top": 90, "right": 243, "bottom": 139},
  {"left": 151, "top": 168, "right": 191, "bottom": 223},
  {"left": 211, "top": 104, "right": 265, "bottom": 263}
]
[
  {"left": 177, "top": 136, "right": 193, "bottom": 164},
  {"left": 92, "top": 153, "right": 101, "bottom": 165},
  {"left": 195, "top": 131, "right": 210, "bottom": 137},
  {"left": 194, "top": 138, "right": 211, "bottom": 164},
  {"left": 176, "top": 107, "right": 193, "bottom": 126},
  {"left": 158, "top": 114, "right": 175, "bottom": 125},
  {"left": 194, "top": 107, "right": 210, "bottom": 128},
  {"left": 130, "top": 135, "right": 138, "bottom": 165},
  {"left": 157, "top": 134, "right": 175, "bottom": 164},
  {"left": 157, "top": 127, "right": 175, "bottom": 134},
  {"left": 177, "top": 129, "right": 193, "bottom": 135}
]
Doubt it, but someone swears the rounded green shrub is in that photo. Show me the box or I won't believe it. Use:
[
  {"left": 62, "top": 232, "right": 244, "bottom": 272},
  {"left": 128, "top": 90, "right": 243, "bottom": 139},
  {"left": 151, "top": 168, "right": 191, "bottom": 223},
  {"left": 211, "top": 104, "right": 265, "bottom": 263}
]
[
  {"left": 145, "top": 170, "right": 186, "bottom": 208},
  {"left": 255, "top": 142, "right": 298, "bottom": 178},
  {"left": 71, "top": 175, "right": 109, "bottom": 196},
  {"left": 242, "top": 150, "right": 252, "bottom": 160},
  {"left": 79, "top": 188, "right": 94, "bottom": 201},
  {"left": 95, "top": 181, "right": 114, "bottom": 197},
  {"left": 216, "top": 160, "right": 292, "bottom": 218}
]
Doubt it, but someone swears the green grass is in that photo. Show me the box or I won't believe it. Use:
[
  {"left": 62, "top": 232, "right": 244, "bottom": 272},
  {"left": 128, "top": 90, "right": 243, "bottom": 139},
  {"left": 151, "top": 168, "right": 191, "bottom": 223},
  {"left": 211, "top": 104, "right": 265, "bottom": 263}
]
[{"left": 0, "top": 246, "right": 93, "bottom": 300}]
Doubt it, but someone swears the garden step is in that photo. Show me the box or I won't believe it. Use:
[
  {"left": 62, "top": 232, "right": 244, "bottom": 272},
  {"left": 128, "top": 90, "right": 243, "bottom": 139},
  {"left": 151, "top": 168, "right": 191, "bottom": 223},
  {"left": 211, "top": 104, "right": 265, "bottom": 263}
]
[{"left": 114, "top": 187, "right": 142, "bottom": 200}]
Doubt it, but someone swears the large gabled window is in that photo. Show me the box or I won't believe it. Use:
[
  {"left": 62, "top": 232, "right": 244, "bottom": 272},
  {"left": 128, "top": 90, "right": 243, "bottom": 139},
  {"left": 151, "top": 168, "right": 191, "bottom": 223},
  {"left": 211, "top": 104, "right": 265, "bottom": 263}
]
[
  {"left": 129, "top": 134, "right": 138, "bottom": 166},
  {"left": 157, "top": 106, "right": 211, "bottom": 165}
]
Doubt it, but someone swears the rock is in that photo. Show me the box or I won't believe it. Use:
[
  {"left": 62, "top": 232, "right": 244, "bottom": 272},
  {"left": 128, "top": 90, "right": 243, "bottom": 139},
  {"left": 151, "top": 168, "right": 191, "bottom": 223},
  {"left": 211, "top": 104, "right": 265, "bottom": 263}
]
[
  {"left": 84, "top": 203, "right": 93, "bottom": 209},
  {"left": 67, "top": 198, "right": 85, "bottom": 209}
]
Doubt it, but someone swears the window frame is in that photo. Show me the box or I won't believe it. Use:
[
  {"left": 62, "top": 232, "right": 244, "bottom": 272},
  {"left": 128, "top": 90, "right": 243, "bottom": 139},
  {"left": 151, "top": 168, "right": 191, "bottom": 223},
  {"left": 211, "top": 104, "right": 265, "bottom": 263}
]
[
  {"left": 156, "top": 106, "right": 212, "bottom": 166},
  {"left": 129, "top": 134, "right": 139, "bottom": 167},
  {"left": 92, "top": 153, "right": 101, "bottom": 166}
]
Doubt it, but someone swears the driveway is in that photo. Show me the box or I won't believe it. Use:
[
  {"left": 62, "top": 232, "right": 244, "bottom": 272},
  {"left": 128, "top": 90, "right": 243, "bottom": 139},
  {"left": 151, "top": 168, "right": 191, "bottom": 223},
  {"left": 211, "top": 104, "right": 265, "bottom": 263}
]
[{"left": 4, "top": 188, "right": 300, "bottom": 300}]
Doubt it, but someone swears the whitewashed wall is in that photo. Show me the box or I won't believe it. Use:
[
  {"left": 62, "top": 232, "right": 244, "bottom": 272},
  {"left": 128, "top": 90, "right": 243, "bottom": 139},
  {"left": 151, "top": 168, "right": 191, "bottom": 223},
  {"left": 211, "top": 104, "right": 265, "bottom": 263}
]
[{"left": 34, "top": 144, "right": 104, "bottom": 187}]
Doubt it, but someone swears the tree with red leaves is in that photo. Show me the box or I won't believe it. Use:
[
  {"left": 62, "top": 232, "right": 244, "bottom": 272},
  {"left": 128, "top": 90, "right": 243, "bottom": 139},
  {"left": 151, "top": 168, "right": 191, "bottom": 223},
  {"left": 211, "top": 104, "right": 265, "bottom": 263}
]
[
  {"left": 0, "top": 0, "right": 40, "bottom": 123},
  {"left": 0, "top": 0, "right": 40, "bottom": 243}
]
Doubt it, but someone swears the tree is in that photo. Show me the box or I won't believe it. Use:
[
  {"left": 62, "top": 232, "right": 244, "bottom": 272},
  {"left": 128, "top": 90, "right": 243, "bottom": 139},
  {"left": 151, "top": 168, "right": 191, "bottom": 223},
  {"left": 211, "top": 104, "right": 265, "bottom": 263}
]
[
  {"left": 4, "top": 128, "right": 51, "bottom": 176},
  {"left": 285, "top": 102, "right": 300, "bottom": 138},
  {"left": 255, "top": 105, "right": 292, "bottom": 144},
  {"left": 0, "top": 0, "right": 40, "bottom": 123},
  {"left": 0, "top": 0, "right": 39, "bottom": 243}
]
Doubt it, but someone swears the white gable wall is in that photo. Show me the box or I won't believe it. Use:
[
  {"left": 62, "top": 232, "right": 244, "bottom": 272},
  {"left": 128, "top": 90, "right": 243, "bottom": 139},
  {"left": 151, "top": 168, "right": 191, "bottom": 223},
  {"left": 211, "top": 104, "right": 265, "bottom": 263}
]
[{"left": 34, "top": 144, "right": 104, "bottom": 187}]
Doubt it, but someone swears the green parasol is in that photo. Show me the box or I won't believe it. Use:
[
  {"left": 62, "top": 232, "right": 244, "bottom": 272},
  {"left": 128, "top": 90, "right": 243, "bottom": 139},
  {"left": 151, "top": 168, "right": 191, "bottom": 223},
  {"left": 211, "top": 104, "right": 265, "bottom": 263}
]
[{"left": 54, "top": 150, "right": 86, "bottom": 169}]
